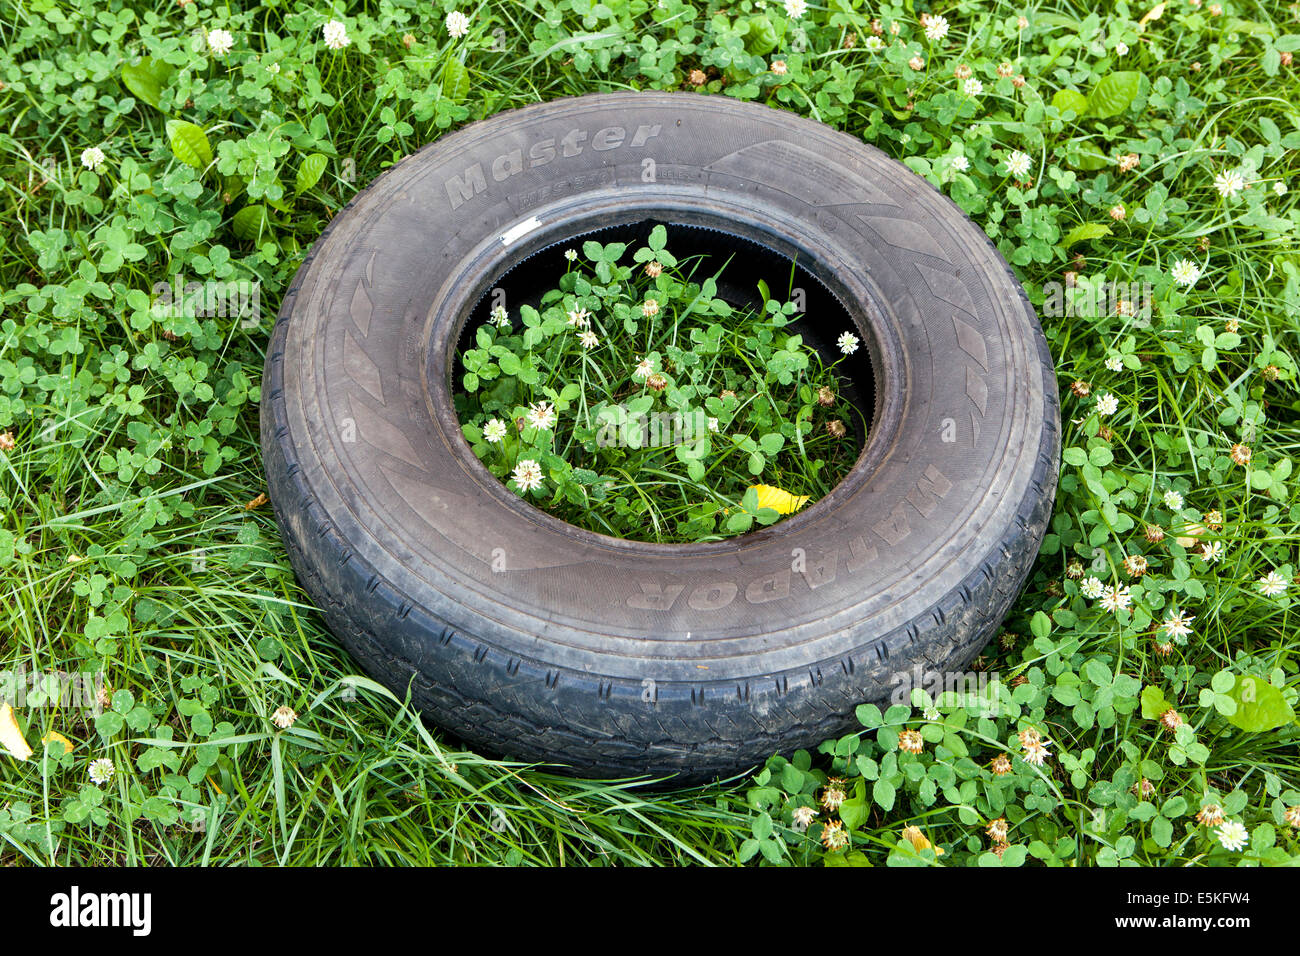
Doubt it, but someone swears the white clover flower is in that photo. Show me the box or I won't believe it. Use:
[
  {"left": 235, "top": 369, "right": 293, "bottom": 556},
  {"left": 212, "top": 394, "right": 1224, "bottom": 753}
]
[
  {"left": 89, "top": 757, "right": 115, "bottom": 786},
  {"left": 1005, "top": 150, "right": 1032, "bottom": 178},
  {"left": 446, "top": 10, "right": 471, "bottom": 38},
  {"left": 791, "top": 805, "right": 817, "bottom": 832},
  {"left": 1200, "top": 540, "right": 1224, "bottom": 564},
  {"left": 963, "top": 77, "right": 983, "bottom": 96},
  {"left": 483, "top": 418, "right": 508, "bottom": 443},
  {"left": 633, "top": 357, "right": 655, "bottom": 380},
  {"left": 1159, "top": 609, "right": 1195, "bottom": 642},
  {"left": 564, "top": 249, "right": 577, "bottom": 261},
  {"left": 1274, "top": 181, "right": 1287, "bottom": 196},
  {"left": 1171, "top": 258, "right": 1201, "bottom": 287},
  {"left": 80, "top": 146, "right": 106, "bottom": 171},
  {"left": 1100, "top": 584, "right": 1132, "bottom": 614},
  {"left": 837, "top": 331, "right": 860, "bottom": 355},
  {"left": 1258, "top": 570, "right": 1288, "bottom": 597},
  {"left": 578, "top": 329, "right": 599, "bottom": 349},
  {"left": 1080, "top": 576, "right": 1105, "bottom": 599},
  {"left": 526, "top": 401, "right": 556, "bottom": 431},
  {"left": 271, "top": 705, "right": 297, "bottom": 729},
  {"left": 1105, "top": 355, "right": 1123, "bottom": 372},
  {"left": 925, "top": 14, "right": 949, "bottom": 41},
  {"left": 490, "top": 305, "right": 510, "bottom": 328},
  {"left": 266, "top": 61, "right": 281, "bottom": 74},
  {"left": 512, "top": 459, "right": 543, "bottom": 492},
  {"left": 566, "top": 308, "right": 590, "bottom": 328},
  {"left": 1216, "top": 820, "right": 1248, "bottom": 852},
  {"left": 707, "top": 417, "right": 719, "bottom": 433},
  {"left": 1214, "top": 169, "right": 1246, "bottom": 198},
  {"left": 865, "top": 36, "right": 884, "bottom": 52},
  {"left": 207, "top": 28, "right": 235, "bottom": 56},
  {"left": 1096, "top": 393, "right": 1119, "bottom": 416},
  {"left": 322, "top": 20, "right": 350, "bottom": 50},
  {"left": 783, "top": 0, "right": 808, "bottom": 18},
  {"left": 952, "top": 155, "right": 970, "bottom": 171},
  {"left": 1021, "top": 738, "right": 1051, "bottom": 766},
  {"left": 1115, "top": 41, "right": 1129, "bottom": 56},
  {"left": 1162, "top": 489, "right": 1184, "bottom": 510}
]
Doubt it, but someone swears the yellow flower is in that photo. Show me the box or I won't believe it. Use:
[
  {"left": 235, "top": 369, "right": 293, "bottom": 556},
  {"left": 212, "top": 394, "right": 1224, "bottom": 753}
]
[{"left": 749, "top": 484, "right": 810, "bottom": 515}]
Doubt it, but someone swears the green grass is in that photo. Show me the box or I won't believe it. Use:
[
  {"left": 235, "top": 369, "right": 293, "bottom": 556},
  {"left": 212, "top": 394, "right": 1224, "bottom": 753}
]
[
  {"left": 455, "top": 229, "right": 864, "bottom": 542},
  {"left": 1, "top": 0, "right": 1298, "bottom": 865}
]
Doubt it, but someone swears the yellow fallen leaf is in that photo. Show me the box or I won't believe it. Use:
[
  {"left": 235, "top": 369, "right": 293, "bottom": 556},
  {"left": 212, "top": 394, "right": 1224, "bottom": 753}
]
[
  {"left": 0, "top": 703, "right": 33, "bottom": 761},
  {"left": 900, "top": 825, "right": 945, "bottom": 856},
  {"left": 244, "top": 491, "right": 269, "bottom": 510},
  {"left": 41, "top": 731, "right": 74, "bottom": 755},
  {"left": 749, "top": 484, "right": 810, "bottom": 515},
  {"left": 1139, "top": 2, "right": 1165, "bottom": 28}
]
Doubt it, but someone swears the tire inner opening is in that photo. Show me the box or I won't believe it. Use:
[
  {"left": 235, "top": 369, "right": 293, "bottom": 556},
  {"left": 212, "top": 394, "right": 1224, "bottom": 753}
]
[{"left": 450, "top": 218, "right": 877, "bottom": 540}]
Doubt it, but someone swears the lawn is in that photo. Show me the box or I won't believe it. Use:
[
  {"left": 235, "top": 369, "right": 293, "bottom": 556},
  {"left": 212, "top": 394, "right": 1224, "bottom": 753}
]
[{"left": 1, "top": 0, "right": 1298, "bottom": 866}]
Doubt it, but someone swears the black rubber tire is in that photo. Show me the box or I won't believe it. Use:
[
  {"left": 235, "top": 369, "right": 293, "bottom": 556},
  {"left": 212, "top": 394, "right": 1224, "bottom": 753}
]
[{"left": 261, "top": 92, "right": 1060, "bottom": 784}]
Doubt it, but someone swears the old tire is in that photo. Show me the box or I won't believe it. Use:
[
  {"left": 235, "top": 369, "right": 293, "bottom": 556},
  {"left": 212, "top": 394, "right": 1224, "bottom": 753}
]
[{"left": 261, "top": 92, "right": 1060, "bottom": 784}]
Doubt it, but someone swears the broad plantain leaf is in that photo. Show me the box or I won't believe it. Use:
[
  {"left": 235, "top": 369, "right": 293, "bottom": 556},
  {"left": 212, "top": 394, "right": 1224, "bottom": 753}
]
[
  {"left": 1140, "top": 684, "right": 1171, "bottom": 720},
  {"left": 1088, "top": 71, "right": 1143, "bottom": 118},
  {"left": 166, "top": 120, "right": 213, "bottom": 171},
  {"left": 1225, "top": 675, "right": 1295, "bottom": 732},
  {"left": 121, "top": 57, "right": 175, "bottom": 110},
  {"left": 294, "top": 153, "right": 328, "bottom": 194},
  {"left": 441, "top": 57, "right": 470, "bottom": 103},
  {"left": 231, "top": 204, "right": 270, "bottom": 241},
  {"left": 742, "top": 14, "right": 781, "bottom": 55},
  {"left": 1061, "top": 222, "right": 1113, "bottom": 249},
  {"left": 1052, "top": 89, "right": 1090, "bottom": 117}
]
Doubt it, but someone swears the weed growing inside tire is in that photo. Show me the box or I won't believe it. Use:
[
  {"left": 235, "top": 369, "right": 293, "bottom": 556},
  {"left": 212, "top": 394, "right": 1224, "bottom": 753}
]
[{"left": 454, "top": 226, "right": 865, "bottom": 543}]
